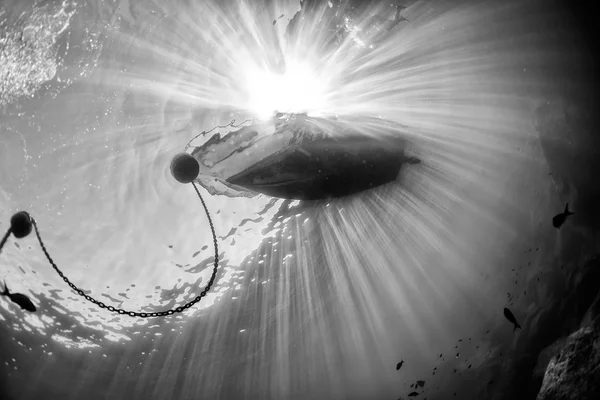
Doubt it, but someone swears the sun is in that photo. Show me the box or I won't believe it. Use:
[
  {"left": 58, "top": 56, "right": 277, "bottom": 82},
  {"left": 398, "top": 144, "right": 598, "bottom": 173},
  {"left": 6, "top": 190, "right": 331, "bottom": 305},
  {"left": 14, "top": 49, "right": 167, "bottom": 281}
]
[{"left": 244, "top": 60, "right": 330, "bottom": 120}]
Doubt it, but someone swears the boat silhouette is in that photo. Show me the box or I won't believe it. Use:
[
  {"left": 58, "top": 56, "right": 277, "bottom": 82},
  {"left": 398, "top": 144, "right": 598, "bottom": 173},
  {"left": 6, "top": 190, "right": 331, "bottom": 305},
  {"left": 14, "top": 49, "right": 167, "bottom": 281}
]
[{"left": 190, "top": 113, "right": 418, "bottom": 200}]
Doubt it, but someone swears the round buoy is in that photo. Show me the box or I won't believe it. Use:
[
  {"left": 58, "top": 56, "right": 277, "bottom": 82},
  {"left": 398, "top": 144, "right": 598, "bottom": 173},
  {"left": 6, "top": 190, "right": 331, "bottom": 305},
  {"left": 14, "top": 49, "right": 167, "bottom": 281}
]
[
  {"left": 11, "top": 211, "right": 32, "bottom": 239},
  {"left": 170, "top": 153, "right": 200, "bottom": 184}
]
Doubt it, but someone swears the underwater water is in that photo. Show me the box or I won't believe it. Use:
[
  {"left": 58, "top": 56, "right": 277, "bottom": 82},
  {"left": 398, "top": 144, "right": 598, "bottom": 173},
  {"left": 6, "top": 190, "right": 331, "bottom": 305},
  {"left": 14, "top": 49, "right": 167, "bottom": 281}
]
[{"left": 1, "top": 0, "right": 599, "bottom": 399}]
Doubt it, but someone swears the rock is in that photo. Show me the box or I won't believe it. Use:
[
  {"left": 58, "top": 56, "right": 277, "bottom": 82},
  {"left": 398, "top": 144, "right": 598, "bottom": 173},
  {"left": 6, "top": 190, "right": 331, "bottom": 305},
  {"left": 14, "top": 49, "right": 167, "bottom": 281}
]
[
  {"left": 533, "top": 337, "right": 568, "bottom": 380},
  {"left": 536, "top": 325, "right": 600, "bottom": 400}
]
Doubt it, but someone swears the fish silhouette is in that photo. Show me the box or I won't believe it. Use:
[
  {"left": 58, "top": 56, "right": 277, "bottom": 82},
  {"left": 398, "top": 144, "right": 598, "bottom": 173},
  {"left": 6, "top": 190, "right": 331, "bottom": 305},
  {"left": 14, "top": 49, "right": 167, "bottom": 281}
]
[
  {"left": 396, "top": 359, "right": 404, "bottom": 370},
  {"left": 552, "top": 202, "right": 574, "bottom": 228},
  {"left": 1, "top": 281, "right": 36, "bottom": 312},
  {"left": 503, "top": 307, "right": 521, "bottom": 331}
]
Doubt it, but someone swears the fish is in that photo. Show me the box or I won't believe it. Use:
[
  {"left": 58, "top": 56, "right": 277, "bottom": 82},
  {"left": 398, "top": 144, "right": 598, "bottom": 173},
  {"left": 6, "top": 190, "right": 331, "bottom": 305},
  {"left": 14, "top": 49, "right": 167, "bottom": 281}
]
[
  {"left": 408, "top": 392, "right": 419, "bottom": 397},
  {"left": 503, "top": 307, "right": 521, "bottom": 331},
  {"left": 1, "top": 281, "right": 36, "bottom": 312},
  {"left": 416, "top": 380, "right": 425, "bottom": 388},
  {"left": 396, "top": 359, "right": 404, "bottom": 370},
  {"left": 552, "top": 203, "right": 574, "bottom": 228}
]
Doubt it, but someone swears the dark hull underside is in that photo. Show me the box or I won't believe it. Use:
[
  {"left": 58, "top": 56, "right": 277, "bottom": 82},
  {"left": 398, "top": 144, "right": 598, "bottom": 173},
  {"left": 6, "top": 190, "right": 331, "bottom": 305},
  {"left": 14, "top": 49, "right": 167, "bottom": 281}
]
[{"left": 226, "top": 134, "right": 411, "bottom": 200}]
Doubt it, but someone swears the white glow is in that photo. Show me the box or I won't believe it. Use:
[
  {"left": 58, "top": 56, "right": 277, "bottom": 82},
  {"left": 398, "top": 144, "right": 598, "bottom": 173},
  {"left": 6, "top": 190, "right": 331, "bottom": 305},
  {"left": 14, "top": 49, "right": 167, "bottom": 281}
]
[{"left": 244, "top": 60, "right": 329, "bottom": 119}]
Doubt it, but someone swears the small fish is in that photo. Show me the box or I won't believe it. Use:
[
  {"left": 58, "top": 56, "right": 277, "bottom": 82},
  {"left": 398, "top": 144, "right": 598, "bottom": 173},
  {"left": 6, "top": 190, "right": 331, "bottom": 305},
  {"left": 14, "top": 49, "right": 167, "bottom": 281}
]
[
  {"left": 408, "top": 392, "right": 419, "bottom": 397},
  {"left": 396, "top": 359, "right": 404, "bottom": 370},
  {"left": 416, "top": 380, "right": 425, "bottom": 387},
  {"left": 503, "top": 307, "right": 521, "bottom": 331},
  {"left": 552, "top": 203, "right": 574, "bottom": 228},
  {"left": 1, "top": 281, "right": 36, "bottom": 312}
]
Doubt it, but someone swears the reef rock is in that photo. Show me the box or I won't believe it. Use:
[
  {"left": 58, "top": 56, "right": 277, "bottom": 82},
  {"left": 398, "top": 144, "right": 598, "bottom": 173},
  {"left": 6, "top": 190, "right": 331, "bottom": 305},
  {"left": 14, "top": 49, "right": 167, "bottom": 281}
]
[
  {"left": 533, "top": 337, "right": 569, "bottom": 381},
  {"left": 536, "top": 323, "right": 600, "bottom": 400}
]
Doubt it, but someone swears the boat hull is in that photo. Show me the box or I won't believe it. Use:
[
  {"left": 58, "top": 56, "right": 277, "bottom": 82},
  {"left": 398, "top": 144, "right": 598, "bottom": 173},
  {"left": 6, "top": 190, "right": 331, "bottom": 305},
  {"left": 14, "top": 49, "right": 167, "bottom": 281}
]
[{"left": 226, "top": 133, "right": 409, "bottom": 200}]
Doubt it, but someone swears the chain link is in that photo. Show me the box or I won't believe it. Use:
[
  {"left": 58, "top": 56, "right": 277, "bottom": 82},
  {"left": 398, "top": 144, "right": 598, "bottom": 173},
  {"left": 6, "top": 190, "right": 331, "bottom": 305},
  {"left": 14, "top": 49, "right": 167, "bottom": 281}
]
[
  {"left": 0, "top": 228, "right": 11, "bottom": 254},
  {"left": 20, "top": 181, "right": 220, "bottom": 318}
]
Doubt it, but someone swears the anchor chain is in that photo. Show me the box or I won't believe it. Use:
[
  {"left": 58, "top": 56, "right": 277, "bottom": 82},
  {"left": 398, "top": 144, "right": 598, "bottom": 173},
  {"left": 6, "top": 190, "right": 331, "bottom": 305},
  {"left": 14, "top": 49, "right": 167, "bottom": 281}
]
[{"left": 1, "top": 181, "right": 219, "bottom": 318}]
